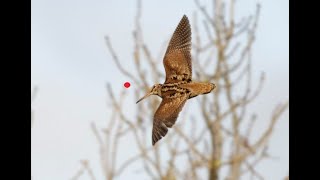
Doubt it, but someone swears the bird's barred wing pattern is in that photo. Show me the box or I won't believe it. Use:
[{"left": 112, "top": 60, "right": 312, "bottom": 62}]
[
  {"left": 152, "top": 92, "right": 188, "bottom": 145},
  {"left": 163, "top": 15, "right": 192, "bottom": 84}
]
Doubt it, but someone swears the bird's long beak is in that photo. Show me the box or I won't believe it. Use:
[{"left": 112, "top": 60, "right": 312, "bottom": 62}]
[{"left": 136, "top": 93, "right": 152, "bottom": 104}]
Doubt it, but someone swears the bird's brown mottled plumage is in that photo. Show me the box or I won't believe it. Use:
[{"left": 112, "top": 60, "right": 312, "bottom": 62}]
[
  {"left": 164, "top": 15, "right": 192, "bottom": 84},
  {"left": 152, "top": 91, "right": 188, "bottom": 145},
  {"left": 136, "top": 15, "right": 216, "bottom": 146}
]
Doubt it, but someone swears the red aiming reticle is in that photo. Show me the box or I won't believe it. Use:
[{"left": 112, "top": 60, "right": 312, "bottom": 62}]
[{"left": 124, "top": 82, "right": 131, "bottom": 88}]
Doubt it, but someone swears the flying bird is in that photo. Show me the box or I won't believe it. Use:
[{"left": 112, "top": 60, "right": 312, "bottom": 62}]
[{"left": 136, "top": 15, "right": 216, "bottom": 146}]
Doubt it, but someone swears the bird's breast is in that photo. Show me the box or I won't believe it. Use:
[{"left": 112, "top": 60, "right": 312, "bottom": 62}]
[
  {"left": 161, "top": 83, "right": 190, "bottom": 93},
  {"left": 160, "top": 83, "right": 191, "bottom": 99}
]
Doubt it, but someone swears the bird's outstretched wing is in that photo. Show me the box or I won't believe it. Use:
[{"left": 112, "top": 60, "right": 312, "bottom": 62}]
[
  {"left": 163, "top": 15, "right": 192, "bottom": 84},
  {"left": 152, "top": 91, "right": 188, "bottom": 145}
]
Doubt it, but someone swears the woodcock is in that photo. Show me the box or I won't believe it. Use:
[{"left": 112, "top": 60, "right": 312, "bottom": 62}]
[{"left": 136, "top": 15, "right": 216, "bottom": 146}]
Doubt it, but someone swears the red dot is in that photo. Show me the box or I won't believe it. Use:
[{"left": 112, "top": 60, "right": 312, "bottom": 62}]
[{"left": 124, "top": 82, "right": 131, "bottom": 88}]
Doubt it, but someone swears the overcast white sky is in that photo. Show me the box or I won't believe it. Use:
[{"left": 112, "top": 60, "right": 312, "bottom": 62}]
[{"left": 31, "top": 0, "right": 288, "bottom": 179}]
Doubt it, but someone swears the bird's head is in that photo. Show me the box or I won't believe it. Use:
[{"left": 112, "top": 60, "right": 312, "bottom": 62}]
[{"left": 136, "top": 84, "right": 162, "bottom": 104}]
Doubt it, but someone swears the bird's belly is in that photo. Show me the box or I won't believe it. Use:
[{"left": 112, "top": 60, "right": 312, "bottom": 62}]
[{"left": 178, "top": 82, "right": 215, "bottom": 99}]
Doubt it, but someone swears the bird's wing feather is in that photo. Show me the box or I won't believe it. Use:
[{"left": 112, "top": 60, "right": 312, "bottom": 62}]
[
  {"left": 163, "top": 15, "right": 192, "bottom": 84},
  {"left": 152, "top": 92, "right": 188, "bottom": 145}
]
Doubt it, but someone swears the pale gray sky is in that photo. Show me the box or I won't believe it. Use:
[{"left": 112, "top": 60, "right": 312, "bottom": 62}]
[{"left": 31, "top": 0, "right": 288, "bottom": 179}]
